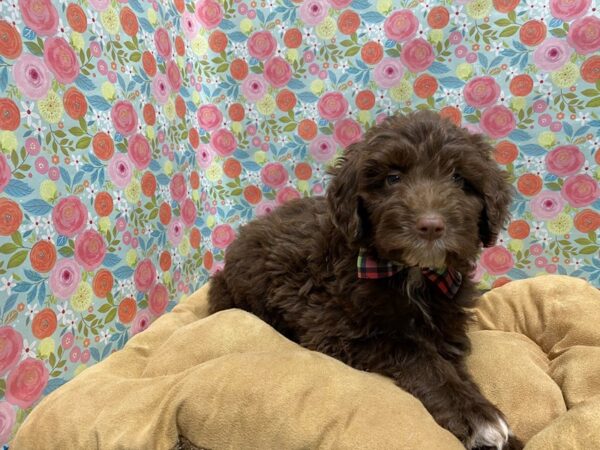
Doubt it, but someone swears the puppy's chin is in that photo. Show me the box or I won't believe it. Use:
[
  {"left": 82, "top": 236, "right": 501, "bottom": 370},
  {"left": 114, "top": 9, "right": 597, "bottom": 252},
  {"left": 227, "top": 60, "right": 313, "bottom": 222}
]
[{"left": 391, "top": 241, "right": 449, "bottom": 269}]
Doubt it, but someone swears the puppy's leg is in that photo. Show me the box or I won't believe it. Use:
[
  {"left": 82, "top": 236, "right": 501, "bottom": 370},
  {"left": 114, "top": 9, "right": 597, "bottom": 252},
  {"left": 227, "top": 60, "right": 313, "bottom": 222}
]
[
  {"left": 451, "top": 363, "right": 524, "bottom": 450},
  {"left": 389, "top": 350, "right": 523, "bottom": 450}
]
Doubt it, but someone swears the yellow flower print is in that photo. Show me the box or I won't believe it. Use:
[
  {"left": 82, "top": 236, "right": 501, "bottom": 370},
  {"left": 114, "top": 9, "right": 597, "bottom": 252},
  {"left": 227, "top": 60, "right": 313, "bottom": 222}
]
[
  {"left": 38, "top": 337, "right": 55, "bottom": 359},
  {"left": 39, "top": 180, "right": 58, "bottom": 202},
  {"left": 550, "top": 63, "right": 579, "bottom": 88},
  {"left": 0, "top": 131, "right": 17, "bottom": 153},
  {"left": 389, "top": 79, "right": 413, "bottom": 102},
  {"left": 125, "top": 178, "right": 141, "bottom": 204},
  {"left": 548, "top": 213, "right": 573, "bottom": 235},
  {"left": 466, "top": 0, "right": 492, "bottom": 19},
  {"left": 257, "top": 94, "right": 276, "bottom": 115},
  {"left": 316, "top": 17, "right": 337, "bottom": 40},
  {"left": 38, "top": 90, "right": 64, "bottom": 124},
  {"left": 206, "top": 162, "right": 223, "bottom": 181},
  {"left": 164, "top": 98, "right": 176, "bottom": 121},
  {"left": 70, "top": 282, "right": 92, "bottom": 312},
  {"left": 100, "top": 7, "right": 120, "bottom": 35}
]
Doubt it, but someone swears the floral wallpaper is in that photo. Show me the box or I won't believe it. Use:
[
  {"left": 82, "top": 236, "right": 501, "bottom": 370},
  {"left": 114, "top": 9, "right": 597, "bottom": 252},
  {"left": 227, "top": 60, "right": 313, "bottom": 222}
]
[{"left": 0, "top": 0, "right": 599, "bottom": 444}]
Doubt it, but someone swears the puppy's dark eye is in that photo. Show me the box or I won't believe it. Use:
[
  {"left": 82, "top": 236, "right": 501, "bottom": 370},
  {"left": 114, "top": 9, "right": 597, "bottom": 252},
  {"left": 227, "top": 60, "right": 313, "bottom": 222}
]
[
  {"left": 451, "top": 173, "right": 463, "bottom": 183},
  {"left": 386, "top": 173, "right": 401, "bottom": 185}
]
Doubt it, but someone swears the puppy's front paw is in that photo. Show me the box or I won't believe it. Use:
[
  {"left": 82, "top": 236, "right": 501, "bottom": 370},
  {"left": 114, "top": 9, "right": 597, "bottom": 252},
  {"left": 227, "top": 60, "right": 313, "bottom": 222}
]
[
  {"left": 467, "top": 414, "right": 507, "bottom": 449},
  {"left": 465, "top": 409, "right": 523, "bottom": 450}
]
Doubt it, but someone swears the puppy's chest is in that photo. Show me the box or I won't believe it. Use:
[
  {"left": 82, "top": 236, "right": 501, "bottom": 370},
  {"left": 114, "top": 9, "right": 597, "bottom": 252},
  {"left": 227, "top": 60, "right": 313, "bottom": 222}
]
[{"left": 358, "top": 274, "right": 461, "bottom": 336}]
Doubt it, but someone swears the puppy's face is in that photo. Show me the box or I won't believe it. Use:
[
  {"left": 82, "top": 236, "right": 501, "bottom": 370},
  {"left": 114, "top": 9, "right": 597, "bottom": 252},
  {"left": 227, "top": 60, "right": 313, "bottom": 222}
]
[{"left": 327, "top": 111, "right": 513, "bottom": 271}]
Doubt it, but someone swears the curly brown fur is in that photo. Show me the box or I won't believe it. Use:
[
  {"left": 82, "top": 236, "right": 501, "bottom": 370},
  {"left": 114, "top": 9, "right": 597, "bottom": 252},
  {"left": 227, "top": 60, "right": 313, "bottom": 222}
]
[{"left": 208, "top": 111, "right": 521, "bottom": 449}]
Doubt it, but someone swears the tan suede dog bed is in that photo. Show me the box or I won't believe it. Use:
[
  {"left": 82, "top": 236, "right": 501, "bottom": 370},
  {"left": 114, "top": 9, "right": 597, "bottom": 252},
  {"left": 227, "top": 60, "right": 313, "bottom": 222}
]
[{"left": 12, "top": 275, "right": 600, "bottom": 449}]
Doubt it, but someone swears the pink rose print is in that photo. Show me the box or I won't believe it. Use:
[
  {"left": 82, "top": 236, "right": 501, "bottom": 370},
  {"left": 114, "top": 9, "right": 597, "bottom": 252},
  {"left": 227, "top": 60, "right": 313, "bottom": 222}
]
[
  {"left": 18, "top": 0, "right": 58, "bottom": 36},
  {"left": 52, "top": 196, "right": 87, "bottom": 237},
  {"left": 154, "top": 27, "right": 172, "bottom": 59},
  {"left": 550, "top": 0, "right": 591, "bottom": 21},
  {"left": 373, "top": 58, "right": 405, "bottom": 88},
  {"left": 149, "top": 283, "right": 169, "bottom": 316},
  {"left": 261, "top": 162, "right": 289, "bottom": 189},
  {"left": 111, "top": 100, "right": 138, "bottom": 137},
  {"left": 88, "top": 0, "right": 109, "bottom": 11},
  {"left": 130, "top": 309, "right": 153, "bottom": 336},
  {"left": 470, "top": 262, "right": 485, "bottom": 283},
  {"left": 545, "top": 145, "right": 585, "bottom": 176},
  {"left": 69, "top": 346, "right": 81, "bottom": 363},
  {"left": 449, "top": 31, "right": 462, "bottom": 44},
  {"left": 241, "top": 74, "right": 268, "bottom": 102},
  {"left": 170, "top": 172, "right": 187, "bottom": 203},
  {"left": 197, "top": 104, "right": 223, "bottom": 131},
  {"left": 48, "top": 167, "right": 60, "bottom": 181},
  {"left": 299, "top": 0, "right": 329, "bottom": 26},
  {"left": 108, "top": 154, "right": 133, "bottom": 188},
  {"left": 210, "top": 128, "right": 237, "bottom": 157},
  {"left": 168, "top": 219, "right": 184, "bottom": 245},
  {"left": 567, "top": 15, "right": 600, "bottom": 54},
  {"left": 196, "top": 144, "right": 213, "bottom": 169},
  {"left": 247, "top": 31, "right": 277, "bottom": 61},
  {"left": 128, "top": 134, "right": 152, "bottom": 170},
  {"left": 333, "top": 118, "right": 363, "bottom": 147},
  {"left": 152, "top": 74, "right": 171, "bottom": 105},
  {"left": 74, "top": 229, "right": 106, "bottom": 271},
  {"left": 533, "top": 38, "right": 573, "bottom": 71},
  {"left": 49, "top": 259, "right": 81, "bottom": 299},
  {"left": 134, "top": 258, "right": 156, "bottom": 293},
  {"left": 264, "top": 57, "right": 292, "bottom": 88},
  {"left": 530, "top": 190, "right": 565, "bottom": 219},
  {"left": 166, "top": 60, "right": 182, "bottom": 91},
  {"left": 195, "top": 0, "right": 223, "bottom": 29},
  {"left": 463, "top": 76, "right": 501, "bottom": 109},
  {"left": 327, "top": 0, "right": 351, "bottom": 8},
  {"left": 116, "top": 217, "right": 127, "bottom": 232},
  {"left": 211, "top": 224, "right": 236, "bottom": 249},
  {"left": 43, "top": 37, "right": 80, "bottom": 84},
  {"left": 256, "top": 200, "right": 277, "bottom": 216},
  {"left": 12, "top": 54, "right": 52, "bottom": 100},
  {"left": 480, "top": 246, "right": 514, "bottom": 275},
  {"left": 5, "top": 358, "right": 49, "bottom": 409},
  {"left": 561, "top": 174, "right": 599, "bottom": 207},
  {"left": 384, "top": 10, "right": 419, "bottom": 42},
  {"left": 400, "top": 38, "right": 435, "bottom": 72},
  {"left": 276, "top": 186, "right": 301, "bottom": 205},
  {"left": 535, "top": 256, "right": 548, "bottom": 268},
  {"left": 310, "top": 135, "right": 337, "bottom": 163},
  {"left": 61, "top": 332, "right": 74, "bottom": 350},
  {"left": 479, "top": 105, "right": 516, "bottom": 139},
  {"left": 0, "top": 327, "right": 22, "bottom": 376},
  {"left": 0, "top": 401, "right": 16, "bottom": 444},
  {"left": 181, "top": 198, "right": 198, "bottom": 227},
  {"left": 0, "top": 153, "right": 11, "bottom": 193},
  {"left": 182, "top": 11, "right": 199, "bottom": 39},
  {"left": 317, "top": 91, "right": 349, "bottom": 121},
  {"left": 463, "top": 123, "right": 482, "bottom": 135}
]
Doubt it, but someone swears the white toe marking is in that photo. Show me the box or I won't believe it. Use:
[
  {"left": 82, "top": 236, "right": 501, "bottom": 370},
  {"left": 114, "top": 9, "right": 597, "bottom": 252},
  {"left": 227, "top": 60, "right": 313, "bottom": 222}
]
[{"left": 470, "top": 416, "right": 510, "bottom": 450}]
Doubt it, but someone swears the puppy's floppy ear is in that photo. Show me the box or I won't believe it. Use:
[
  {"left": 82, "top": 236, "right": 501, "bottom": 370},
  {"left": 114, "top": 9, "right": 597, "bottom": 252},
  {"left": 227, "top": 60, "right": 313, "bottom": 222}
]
[
  {"left": 472, "top": 136, "right": 514, "bottom": 247},
  {"left": 326, "top": 143, "right": 364, "bottom": 244}
]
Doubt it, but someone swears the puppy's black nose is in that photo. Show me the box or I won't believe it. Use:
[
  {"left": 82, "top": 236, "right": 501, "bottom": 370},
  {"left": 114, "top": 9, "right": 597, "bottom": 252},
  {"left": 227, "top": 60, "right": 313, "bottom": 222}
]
[{"left": 415, "top": 215, "right": 445, "bottom": 240}]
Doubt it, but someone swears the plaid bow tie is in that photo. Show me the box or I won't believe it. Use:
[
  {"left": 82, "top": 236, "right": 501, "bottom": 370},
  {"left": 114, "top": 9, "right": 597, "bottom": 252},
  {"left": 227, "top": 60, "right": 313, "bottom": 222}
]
[{"left": 357, "top": 248, "right": 463, "bottom": 299}]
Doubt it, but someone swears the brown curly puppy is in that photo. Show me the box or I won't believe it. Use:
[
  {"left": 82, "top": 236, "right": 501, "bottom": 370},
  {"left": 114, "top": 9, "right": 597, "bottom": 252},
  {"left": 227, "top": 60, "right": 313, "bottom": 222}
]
[{"left": 209, "top": 111, "right": 522, "bottom": 449}]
